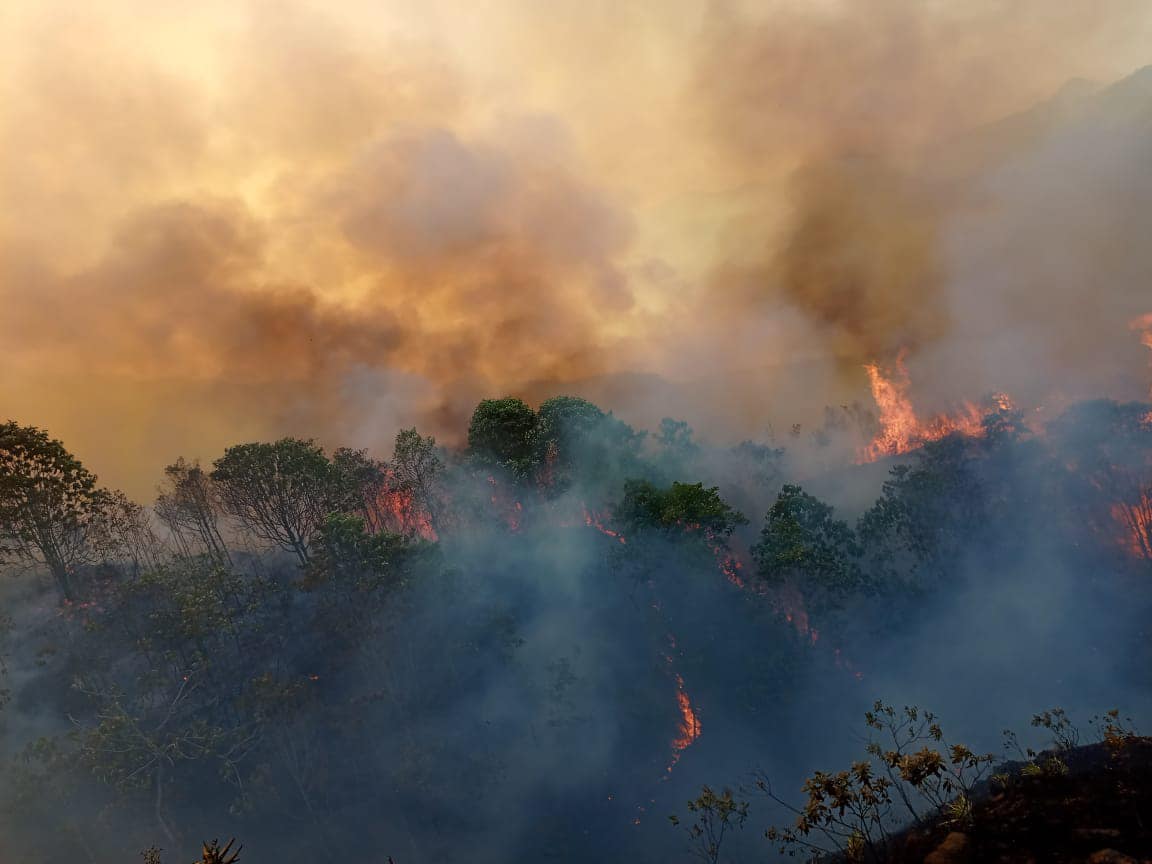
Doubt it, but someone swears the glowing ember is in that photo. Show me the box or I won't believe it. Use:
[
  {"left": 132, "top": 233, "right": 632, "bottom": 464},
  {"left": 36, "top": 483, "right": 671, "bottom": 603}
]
[
  {"left": 486, "top": 476, "right": 523, "bottom": 532},
  {"left": 859, "top": 351, "right": 1014, "bottom": 461},
  {"left": 705, "top": 533, "right": 746, "bottom": 588},
  {"left": 584, "top": 507, "right": 626, "bottom": 544},
  {"left": 774, "top": 582, "right": 811, "bottom": 638}
]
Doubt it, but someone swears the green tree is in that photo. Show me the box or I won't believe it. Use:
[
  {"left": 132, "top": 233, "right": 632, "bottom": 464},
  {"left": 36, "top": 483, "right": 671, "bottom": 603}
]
[
  {"left": 535, "top": 396, "right": 643, "bottom": 493},
  {"left": 211, "top": 439, "right": 341, "bottom": 565},
  {"left": 305, "top": 513, "right": 409, "bottom": 592},
  {"left": 466, "top": 398, "right": 539, "bottom": 478},
  {"left": 753, "top": 484, "right": 864, "bottom": 612},
  {"left": 616, "top": 480, "right": 747, "bottom": 538},
  {"left": 0, "top": 421, "right": 107, "bottom": 601},
  {"left": 857, "top": 436, "right": 987, "bottom": 591}
]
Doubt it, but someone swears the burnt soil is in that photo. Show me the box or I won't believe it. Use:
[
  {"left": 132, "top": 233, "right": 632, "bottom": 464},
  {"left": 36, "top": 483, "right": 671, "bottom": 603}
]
[{"left": 881, "top": 737, "right": 1152, "bottom": 863}]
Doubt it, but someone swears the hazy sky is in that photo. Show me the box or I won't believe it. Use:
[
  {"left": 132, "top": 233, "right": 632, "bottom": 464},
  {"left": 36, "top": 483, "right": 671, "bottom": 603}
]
[{"left": 3, "top": 0, "right": 1152, "bottom": 496}]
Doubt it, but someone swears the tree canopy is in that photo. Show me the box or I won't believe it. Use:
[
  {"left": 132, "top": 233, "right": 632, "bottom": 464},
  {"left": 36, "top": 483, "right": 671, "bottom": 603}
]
[{"left": 0, "top": 421, "right": 107, "bottom": 601}]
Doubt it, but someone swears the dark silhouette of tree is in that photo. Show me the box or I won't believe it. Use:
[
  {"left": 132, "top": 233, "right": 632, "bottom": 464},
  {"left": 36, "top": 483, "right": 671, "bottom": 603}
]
[
  {"left": 155, "top": 458, "right": 231, "bottom": 565},
  {"left": 211, "top": 439, "right": 341, "bottom": 565}
]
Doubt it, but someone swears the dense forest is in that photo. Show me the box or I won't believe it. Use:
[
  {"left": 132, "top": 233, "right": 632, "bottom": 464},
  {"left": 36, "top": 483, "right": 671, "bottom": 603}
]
[{"left": 1, "top": 394, "right": 1151, "bottom": 862}]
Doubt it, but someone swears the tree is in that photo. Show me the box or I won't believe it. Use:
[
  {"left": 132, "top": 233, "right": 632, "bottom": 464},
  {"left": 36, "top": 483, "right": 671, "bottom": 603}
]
[
  {"left": 331, "top": 447, "right": 391, "bottom": 535},
  {"left": 155, "top": 458, "right": 230, "bottom": 564},
  {"left": 466, "top": 398, "right": 539, "bottom": 478},
  {"left": 0, "top": 421, "right": 106, "bottom": 602},
  {"left": 535, "top": 396, "right": 644, "bottom": 493},
  {"left": 391, "top": 428, "right": 446, "bottom": 532},
  {"left": 857, "top": 436, "right": 988, "bottom": 591},
  {"left": 616, "top": 480, "right": 747, "bottom": 538},
  {"left": 210, "top": 439, "right": 341, "bottom": 565},
  {"left": 753, "top": 484, "right": 864, "bottom": 613},
  {"left": 89, "top": 489, "right": 164, "bottom": 578},
  {"left": 304, "top": 513, "right": 409, "bottom": 593}
]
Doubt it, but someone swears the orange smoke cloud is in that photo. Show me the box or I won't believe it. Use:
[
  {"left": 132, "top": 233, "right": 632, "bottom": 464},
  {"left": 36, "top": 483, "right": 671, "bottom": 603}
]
[{"left": 3, "top": 0, "right": 1152, "bottom": 494}]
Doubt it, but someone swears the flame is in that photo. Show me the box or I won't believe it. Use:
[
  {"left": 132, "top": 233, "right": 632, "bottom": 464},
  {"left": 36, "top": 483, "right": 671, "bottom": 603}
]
[
  {"left": 859, "top": 351, "right": 1014, "bottom": 461},
  {"left": 666, "top": 672, "right": 702, "bottom": 773},
  {"left": 376, "top": 485, "right": 437, "bottom": 541}
]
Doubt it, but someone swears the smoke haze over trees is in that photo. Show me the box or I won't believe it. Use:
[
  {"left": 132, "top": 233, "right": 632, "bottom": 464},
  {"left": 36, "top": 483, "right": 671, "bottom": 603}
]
[
  {"left": 2, "top": 385, "right": 1152, "bottom": 861},
  {"left": 5, "top": 2, "right": 1152, "bottom": 861}
]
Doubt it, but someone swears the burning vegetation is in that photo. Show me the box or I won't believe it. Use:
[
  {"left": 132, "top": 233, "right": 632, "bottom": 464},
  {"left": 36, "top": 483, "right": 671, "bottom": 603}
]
[
  {"left": 1, "top": 377, "right": 1150, "bottom": 863},
  {"left": 859, "top": 352, "right": 1016, "bottom": 463}
]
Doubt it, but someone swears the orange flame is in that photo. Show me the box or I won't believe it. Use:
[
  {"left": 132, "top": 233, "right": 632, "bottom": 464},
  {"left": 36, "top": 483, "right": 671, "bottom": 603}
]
[
  {"left": 667, "top": 672, "right": 702, "bottom": 773},
  {"left": 859, "top": 351, "right": 1013, "bottom": 461},
  {"left": 584, "top": 507, "right": 626, "bottom": 544},
  {"left": 376, "top": 486, "right": 437, "bottom": 541}
]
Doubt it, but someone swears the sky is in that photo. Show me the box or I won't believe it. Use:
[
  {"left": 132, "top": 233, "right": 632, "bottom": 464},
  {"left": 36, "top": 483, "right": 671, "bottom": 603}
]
[{"left": 3, "top": 0, "right": 1152, "bottom": 498}]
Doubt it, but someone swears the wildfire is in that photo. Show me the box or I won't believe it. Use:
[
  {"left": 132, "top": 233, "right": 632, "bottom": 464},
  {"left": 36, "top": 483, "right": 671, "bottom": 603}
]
[
  {"left": 703, "top": 532, "right": 746, "bottom": 588},
  {"left": 377, "top": 486, "right": 437, "bottom": 541},
  {"left": 859, "top": 351, "right": 1014, "bottom": 461},
  {"left": 667, "top": 672, "right": 702, "bottom": 773}
]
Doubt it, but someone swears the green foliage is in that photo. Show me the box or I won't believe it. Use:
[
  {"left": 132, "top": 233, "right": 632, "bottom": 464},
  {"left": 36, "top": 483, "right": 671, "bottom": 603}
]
[
  {"left": 753, "top": 485, "right": 864, "bottom": 611},
  {"left": 672, "top": 785, "right": 749, "bottom": 864},
  {"left": 0, "top": 421, "right": 107, "bottom": 601},
  {"left": 304, "top": 513, "right": 409, "bottom": 591},
  {"left": 466, "top": 397, "right": 539, "bottom": 478},
  {"left": 616, "top": 480, "right": 747, "bottom": 538},
  {"left": 856, "top": 438, "right": 987, "bottom": 590},
  {"left": 535, "top": 395, "right": 644, "bottom": 493},
  {"left": 211, "top": 438, "right": 343, "bottom": 564},
  {"left": 760, "top": 702, "right": 994, "bottom": 862}
]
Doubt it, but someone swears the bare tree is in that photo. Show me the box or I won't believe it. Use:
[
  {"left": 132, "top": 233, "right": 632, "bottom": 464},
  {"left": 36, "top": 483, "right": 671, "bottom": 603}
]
[{"left": 155, "top": 458, "right": 231, "bottom": 565}]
